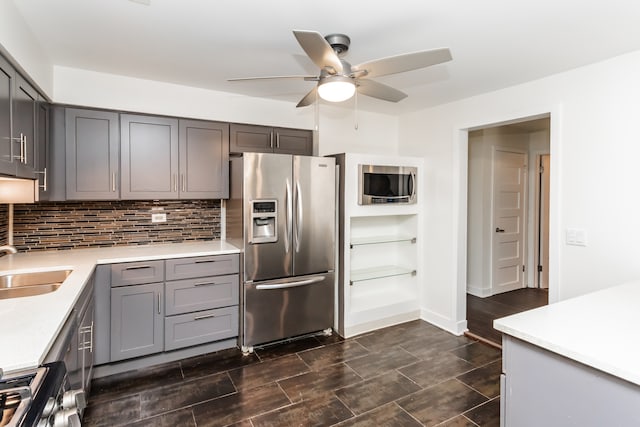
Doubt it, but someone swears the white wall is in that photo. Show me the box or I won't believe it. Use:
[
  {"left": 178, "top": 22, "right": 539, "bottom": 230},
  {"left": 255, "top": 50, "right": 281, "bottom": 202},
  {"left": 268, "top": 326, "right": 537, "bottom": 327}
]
[
  {"left": 0, "top": 1, "right": 53, "bottom": 97},
  {"left": 399, "top": 49, "right": 640, "bottom": 334},
  {"left": 53, "top": 66, "right": 399, "bottom": 156}
]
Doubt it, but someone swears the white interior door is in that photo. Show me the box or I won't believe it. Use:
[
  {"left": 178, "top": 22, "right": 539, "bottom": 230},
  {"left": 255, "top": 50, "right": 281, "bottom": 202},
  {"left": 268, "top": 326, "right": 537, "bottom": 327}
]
[
  {"left": 539, "top": 154, "right": 550, "bottom": 288},
  {"left": 491, "top": 147, "right": 527, "bottom": 295}
]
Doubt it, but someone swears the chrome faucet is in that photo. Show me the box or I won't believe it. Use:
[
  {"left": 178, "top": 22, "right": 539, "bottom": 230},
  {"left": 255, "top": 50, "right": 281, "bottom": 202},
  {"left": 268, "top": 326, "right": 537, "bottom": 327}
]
[{"left": 0, "top": 245, "right": 17, "bottom": 255}]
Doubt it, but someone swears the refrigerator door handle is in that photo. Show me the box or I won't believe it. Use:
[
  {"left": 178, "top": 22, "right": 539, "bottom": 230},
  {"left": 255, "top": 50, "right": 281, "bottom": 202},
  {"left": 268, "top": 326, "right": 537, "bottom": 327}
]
[
  {"left": 285, "top": 178, "right": 292, "bottom": 253},
  {"left": 255, "top": 275, "right": 325, "bottom": 290},
  {"left": 295, "top": 179, "right": 303, "bottom": 253}
]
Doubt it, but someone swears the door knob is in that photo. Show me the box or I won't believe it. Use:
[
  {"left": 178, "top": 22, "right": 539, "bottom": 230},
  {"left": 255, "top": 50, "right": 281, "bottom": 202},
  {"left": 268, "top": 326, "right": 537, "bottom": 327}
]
[{"left": 496, "top": 228, "right": 505, "bottom": 233}]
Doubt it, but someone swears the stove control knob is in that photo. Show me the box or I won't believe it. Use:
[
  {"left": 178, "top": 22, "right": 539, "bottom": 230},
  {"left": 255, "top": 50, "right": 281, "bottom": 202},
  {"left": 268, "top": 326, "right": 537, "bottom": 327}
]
[
  {"left": 53, "top": 408, "right": 79, "bottom": 427},
  {"left": 41, "top": 396, "right": 59, "bottom": 417},
  {"left": 61, "top": 389, "right": 87, "bottom": 411}
]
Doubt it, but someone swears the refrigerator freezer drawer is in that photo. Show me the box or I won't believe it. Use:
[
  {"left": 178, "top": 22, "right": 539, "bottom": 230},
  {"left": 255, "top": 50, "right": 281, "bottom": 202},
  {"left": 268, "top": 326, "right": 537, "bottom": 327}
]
[{"left": 243, "top": 272, "right": 334, "bottom": 347}]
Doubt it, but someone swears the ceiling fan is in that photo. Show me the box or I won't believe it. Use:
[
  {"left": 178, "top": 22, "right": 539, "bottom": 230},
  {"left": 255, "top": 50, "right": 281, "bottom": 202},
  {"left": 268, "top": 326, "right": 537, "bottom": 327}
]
[{"left": 228, "top": 30, "right": 452, "bottom": 108}]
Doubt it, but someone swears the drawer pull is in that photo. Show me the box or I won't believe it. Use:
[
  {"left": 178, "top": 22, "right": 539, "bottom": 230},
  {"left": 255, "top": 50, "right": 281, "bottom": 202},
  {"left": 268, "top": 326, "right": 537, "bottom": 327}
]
[
  {"left": 194, "top": 260, "right": 216, "bottom": 264},
  {"left": 124, "top": 265, "right": 152, "bottom": 270},
  {"left": 194, "top": 313, "right": 216, "bottom": 321},
  {"left": 194, "top": 281, "right": 217, "bottom": 287}
]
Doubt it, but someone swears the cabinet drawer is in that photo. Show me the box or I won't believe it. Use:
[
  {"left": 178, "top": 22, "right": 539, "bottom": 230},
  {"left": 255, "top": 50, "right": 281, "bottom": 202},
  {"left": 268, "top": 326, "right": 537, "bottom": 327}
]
[
  {"left": 164, "top": 306, "right": 238, "bottom": 351},
  {"left": 165, "top": 274, "right": 239, "bottom": 315},
  {"left": 165, "top": 254, "right": 239, "bottom": 280},
  {"left": 111, "top": 260, "right": 165, "bottom": 287}
]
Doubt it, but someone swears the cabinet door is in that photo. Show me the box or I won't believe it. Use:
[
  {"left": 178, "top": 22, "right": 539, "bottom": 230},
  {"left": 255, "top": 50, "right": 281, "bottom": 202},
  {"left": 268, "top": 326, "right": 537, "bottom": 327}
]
[
  {"left": 121, "top": 114, "right": 179, "bottom": 199},
  {"left": 66, "top": 108, "right": 120, "bottom": 199},
  {"left": 13, "top": 74, "right": 37, "bottom": 177},
  {"left": 179, "top": 120, "right": 229, "bottom": 198},
  {"left": 0, "top": 56, "right": 15, "bottom": 176},
  {"left": 110, "top": 282, "right": 164, "bottom": 362},
  {"left": 229, "top": 123, "right": 273, "bottom": 153},
  {"left": 36, "top": 100, "right": 49, "bottom": 200},
  {"left": 273, "top": 127, "right": 313, "bottom": 155}
]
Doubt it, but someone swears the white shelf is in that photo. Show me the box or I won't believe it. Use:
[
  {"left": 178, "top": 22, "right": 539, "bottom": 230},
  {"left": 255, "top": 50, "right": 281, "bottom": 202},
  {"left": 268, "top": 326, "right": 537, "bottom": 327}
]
[
  {"left": 350, "top": 265, "right": 416, "bottom": 285},
  {"left": 350, "top": 235, "right": 416, "bottom": 248}
]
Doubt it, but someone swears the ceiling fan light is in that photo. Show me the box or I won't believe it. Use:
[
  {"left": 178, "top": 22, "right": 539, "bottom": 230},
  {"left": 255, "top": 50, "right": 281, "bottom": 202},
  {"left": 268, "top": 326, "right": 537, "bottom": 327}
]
[{"left": 317, "top": 76, "right": 355, "bottom": 102}]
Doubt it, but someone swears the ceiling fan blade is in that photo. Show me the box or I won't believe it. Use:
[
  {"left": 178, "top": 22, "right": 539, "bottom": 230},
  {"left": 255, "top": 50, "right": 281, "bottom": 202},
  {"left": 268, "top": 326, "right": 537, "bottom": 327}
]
[
  {"left": 353, "top": 48, "right": 452, "bottom": 79},
  {"left": 293, "top": 30, "right": 343, "bottom": 74},
  {"left": 356, "top": 79, "right": 407, "bottom": 103},
  {"left": 228, "top": 75, "right": 317, "bottom": 82},
  {"left": 296, "top": 87, "right": 317, "bottom": 108}
]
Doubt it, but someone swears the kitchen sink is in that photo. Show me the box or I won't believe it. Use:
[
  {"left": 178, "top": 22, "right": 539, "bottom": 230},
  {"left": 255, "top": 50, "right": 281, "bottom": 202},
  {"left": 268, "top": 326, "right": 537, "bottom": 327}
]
[{"left": 0, "top": 269, "right": 72, "bottom": 299}]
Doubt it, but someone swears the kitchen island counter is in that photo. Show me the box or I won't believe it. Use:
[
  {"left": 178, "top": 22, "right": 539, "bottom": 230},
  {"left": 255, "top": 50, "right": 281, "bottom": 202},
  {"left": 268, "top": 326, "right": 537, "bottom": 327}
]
[
  {"left": 0, "top": 241, "right": 240, "bottom": 373},
  {"left": 494, "top": 280, "right": 640, "bottom": 386}
]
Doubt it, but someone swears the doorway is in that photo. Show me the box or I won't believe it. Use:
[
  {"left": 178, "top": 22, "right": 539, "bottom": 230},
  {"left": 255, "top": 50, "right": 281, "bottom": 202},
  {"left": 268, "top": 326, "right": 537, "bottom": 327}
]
[{"left": 465, "top": 118, "right": 550, "bottom": 346}]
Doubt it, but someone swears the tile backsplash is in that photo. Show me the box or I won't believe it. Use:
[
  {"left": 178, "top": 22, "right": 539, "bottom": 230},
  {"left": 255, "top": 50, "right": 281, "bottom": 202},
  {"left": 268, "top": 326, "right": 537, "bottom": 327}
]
[{"left": 3, "top": 200, "right": 221, "bottom": 252}]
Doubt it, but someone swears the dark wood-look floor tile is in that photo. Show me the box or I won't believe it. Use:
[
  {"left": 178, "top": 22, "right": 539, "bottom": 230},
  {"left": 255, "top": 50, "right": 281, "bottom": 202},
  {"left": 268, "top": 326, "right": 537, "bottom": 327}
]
[
  {"left": 225, "top": 421, "right": 254, "bottom": 427},
  {"left": 251, "top": 395, "right": 353, "bottom": 427},
  {"left": 83, "top": 394, "right": 141, "bottom": 427},
  {"left": 89, "top": 362, "right": 183, "bottom": 403},
  {"left": 464, "top": 397, "right": 501, "bottom": 427},
  {"left": 180, "top": 347, "right": 260, "bottom": 379},
  {"left": 192, "top": 382, "right": 291, "bottom": 427},
  {"left": 334, "top": 402, "right": 422, "bottom": 427},
  {"left": 334, "top": 371, "right": 421, "bottom": 415},
  {"left": 127, "top": 408, "right": 196, "bottom": 427},
  {"left": 354, "top": 323, "right": 419, "bottom": 352},
  {"left": 344, "top": 346, "right": 419, "bottom": 379},
  {"left": 438, "top": 415, "right": 478, "bottom": 426},
  {"left": 228, "top": 353, "right": 309, "bottom": 390},
  {"left": 139, "top": 372, "right": 236, "bottom": 418},
  {"left": 456, "top": 360, "right": 502, "bottom": 399},
  {"left": 298, "top": 340, "right": 370, "bottom": 370},
  {"left": 400, "top": 332, "right": 472, "bottom": 360},
  {"left": 255, "top": 336, "right": 325, "bottom": 361},
  {"left": 399, "top": 355, "right": 475, "bottom": 388},
  {"left": 450, "top": 342, "right": 501, "bottom": 367},
  {"left": 278, "top": 362, "right": 362, "bottom": 403},
  {"left": 397, "top": 378, "right": 488, "bottom": 426}
]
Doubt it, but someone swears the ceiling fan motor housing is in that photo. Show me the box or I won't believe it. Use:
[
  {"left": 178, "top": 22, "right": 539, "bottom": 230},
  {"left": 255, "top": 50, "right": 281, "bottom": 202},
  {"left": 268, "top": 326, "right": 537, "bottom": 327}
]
[{"left": 324, "top": 33, "right": 351, "bottom": 56}]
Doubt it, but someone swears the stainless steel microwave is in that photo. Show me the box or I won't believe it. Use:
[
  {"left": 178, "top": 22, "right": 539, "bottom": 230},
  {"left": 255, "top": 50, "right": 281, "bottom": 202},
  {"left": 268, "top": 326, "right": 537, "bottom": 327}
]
[{"left": 358, "top": 164, "right": 417, "bottom": 205}]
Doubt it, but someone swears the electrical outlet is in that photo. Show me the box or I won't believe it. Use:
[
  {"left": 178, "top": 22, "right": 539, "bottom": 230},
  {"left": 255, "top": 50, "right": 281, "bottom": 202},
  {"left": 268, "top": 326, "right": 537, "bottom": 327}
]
[{"left": 151, "top": 213, "right": 167, "bottom": 223}]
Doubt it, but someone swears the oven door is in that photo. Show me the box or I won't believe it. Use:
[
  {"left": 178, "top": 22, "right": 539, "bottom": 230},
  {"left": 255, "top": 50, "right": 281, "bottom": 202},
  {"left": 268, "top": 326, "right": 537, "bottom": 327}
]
[{"left": 359, "top": 164, "right": 417, "bottom": 205}]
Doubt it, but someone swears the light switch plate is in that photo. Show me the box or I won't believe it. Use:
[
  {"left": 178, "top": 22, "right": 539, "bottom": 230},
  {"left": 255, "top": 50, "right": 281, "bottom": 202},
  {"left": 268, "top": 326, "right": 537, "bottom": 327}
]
[
  {"left": 151, "top": 213, "right": 167, "bottom": 223},
  {"left": 566, "top": 228, "right": 587, "bottom": 246}
]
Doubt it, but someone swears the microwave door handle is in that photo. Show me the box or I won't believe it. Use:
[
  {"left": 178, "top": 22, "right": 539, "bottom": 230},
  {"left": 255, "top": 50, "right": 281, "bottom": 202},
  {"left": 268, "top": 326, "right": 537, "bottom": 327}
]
[
  {"left": 410, "top": 171, "right": 416, "bottom": 200},
  {"left": 371, "top": 195, "right": 410, "bottom": 200}
]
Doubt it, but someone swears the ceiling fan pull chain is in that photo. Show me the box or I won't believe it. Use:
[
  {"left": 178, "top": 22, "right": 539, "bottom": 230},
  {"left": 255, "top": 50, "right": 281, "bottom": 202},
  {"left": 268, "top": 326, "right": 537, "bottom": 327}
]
[{"left": 354, "top": 89, "right": 359, "bottom": 130}]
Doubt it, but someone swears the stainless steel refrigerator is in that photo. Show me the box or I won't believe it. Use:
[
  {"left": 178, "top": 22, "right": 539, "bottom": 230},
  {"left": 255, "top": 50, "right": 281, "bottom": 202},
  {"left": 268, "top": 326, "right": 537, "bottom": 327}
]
[{"left": 227, "top": 153, "right": 336, "bottom": 351}]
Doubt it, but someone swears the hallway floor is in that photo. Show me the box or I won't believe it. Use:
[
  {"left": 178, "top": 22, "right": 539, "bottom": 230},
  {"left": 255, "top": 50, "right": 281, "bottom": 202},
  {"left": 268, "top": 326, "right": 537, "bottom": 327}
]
[
  {"left": 84, "top": 320, "right": 501, "bottom": 426},
  {"left": 466, "top": 288, "right": 548, "bottom": 346}
]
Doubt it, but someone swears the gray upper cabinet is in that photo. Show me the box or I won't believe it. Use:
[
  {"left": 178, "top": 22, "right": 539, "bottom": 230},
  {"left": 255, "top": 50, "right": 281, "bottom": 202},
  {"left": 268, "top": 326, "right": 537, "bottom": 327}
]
[
  {"left": 0, "top": 55, "right": 15, "bottom": 176},
  {"left": 13, "top": 75, "right": 38, "bottom": 178},
  {"left": 230, "top": 123, "right": 313, "bottom": 155},
  {"left": 35, "top": 100, "right": 49, "bottom": 200},
  {"left": 121, "top": 114, "right": 179, "bottom": 200},
  {"left": 179, "top": 119, "right": 229, "bottom": 199},
  {"left": 66, "top": 108, "right": 120, "bottom": 200}
]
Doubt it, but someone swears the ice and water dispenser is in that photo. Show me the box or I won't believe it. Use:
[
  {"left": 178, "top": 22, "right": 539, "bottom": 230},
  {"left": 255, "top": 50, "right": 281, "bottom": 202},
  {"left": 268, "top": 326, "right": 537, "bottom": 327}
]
[{"left": 249, "top": 200, "right": 277, "bottom": 244}]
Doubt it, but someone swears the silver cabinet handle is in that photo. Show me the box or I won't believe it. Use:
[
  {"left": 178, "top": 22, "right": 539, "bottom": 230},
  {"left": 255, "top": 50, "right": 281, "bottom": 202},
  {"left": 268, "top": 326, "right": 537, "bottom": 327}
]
[
  {"left": 276, "top": 132, "right": 280, "bottom": 148},
  {"left": 22, "top": 134, "right": 27, "bottom": 164},
  {"left": 36, "top": 167, "right": 47, "bottom": 191},
  {"left": 111, "top": 172, "right": 116, "bottom": 192},
  {"left": 194, "top": 281, "right": 217, "bottom": 287},
  {"left": 123, "top": 264, "right": 151, "bottom": 270},
  {"left": 270, "top": 131, "right": 274, "bottom": 149},
  {"left": 173, "top": 174, "right": 177, "bottom": 192},
  {"left": 157, "top": 292, "right": 162, "bottom": 314},
  {"left": 181, "top": 173, "right": 185, "bottom": 192},
  {"left": 194, "top": 313, "right": 216, "bottom": 321}
]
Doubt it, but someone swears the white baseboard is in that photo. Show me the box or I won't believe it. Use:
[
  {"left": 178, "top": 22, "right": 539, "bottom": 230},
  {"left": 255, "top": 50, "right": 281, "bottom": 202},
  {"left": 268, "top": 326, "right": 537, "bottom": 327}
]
[
  {"left": 342, "top": 310, "right": 420, "bottom": 338},
  {"left": 420, "top": 308, "right": 467, "bottom": 336},
  {"left": 467, "top": 285, "right": 492, "bottom": 298}
]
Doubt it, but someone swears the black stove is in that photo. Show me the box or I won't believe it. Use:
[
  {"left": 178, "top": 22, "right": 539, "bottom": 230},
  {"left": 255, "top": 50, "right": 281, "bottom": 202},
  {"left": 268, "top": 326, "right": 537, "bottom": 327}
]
[{"left": 0, "top": 362, "right": 71, "bottom": 427}]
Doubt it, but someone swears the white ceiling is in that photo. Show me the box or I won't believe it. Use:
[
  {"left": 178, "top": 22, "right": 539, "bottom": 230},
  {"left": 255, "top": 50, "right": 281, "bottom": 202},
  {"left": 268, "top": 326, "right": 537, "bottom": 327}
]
[{"left": 11, "top": 0, "right": 640, "bottom": 114}]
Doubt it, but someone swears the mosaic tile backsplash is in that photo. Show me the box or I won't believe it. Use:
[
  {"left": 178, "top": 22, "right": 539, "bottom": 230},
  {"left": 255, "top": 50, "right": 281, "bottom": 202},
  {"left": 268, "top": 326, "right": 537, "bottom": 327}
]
[{"left": 2, "top": 200, "right": 221, "bottom": 252}]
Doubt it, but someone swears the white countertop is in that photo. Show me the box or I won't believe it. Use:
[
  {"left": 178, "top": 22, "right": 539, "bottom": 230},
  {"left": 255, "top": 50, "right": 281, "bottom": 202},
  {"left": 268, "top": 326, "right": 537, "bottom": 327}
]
[
  {"left": 0, "top": 241, "right": 240, "bottom": 374},
  {"left": 494, "top": 281, "right": 640, "bottom": 386}
]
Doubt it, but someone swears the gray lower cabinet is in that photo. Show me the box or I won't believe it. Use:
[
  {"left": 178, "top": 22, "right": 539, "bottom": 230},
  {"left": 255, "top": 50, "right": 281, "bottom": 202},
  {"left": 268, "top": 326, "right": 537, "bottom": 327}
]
[
  {"left": 501, "top": 335, "right": 640, "bottom": 426},
  {"left": 65, "top": 108, "right": 120, "bottom": 199},
  {"left": 230, "top": 123, "right": 313, "bottom": 155},
  {"left": 103, "top": 254, "right": 240, "bottom": 364},
  {"left": 110, "top": 282, "right": 164, "bottom": 362}
]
